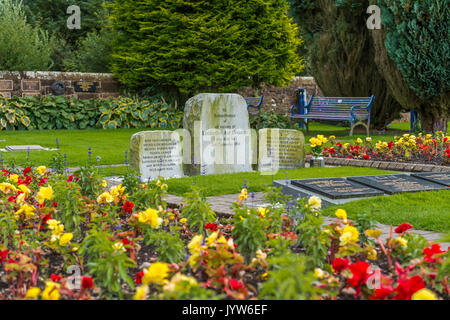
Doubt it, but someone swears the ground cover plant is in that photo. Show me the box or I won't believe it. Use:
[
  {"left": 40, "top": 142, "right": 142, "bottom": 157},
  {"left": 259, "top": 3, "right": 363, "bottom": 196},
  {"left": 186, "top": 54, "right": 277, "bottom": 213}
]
[{"left": 0, "top": 165, "right": 448, "bottom": 300}]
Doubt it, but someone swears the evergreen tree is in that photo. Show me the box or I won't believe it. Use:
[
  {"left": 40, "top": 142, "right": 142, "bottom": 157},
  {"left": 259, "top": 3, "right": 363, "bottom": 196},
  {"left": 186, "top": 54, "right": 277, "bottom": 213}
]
[
  {"left": 288, "top": 0, "right": 403, "bottom": 129},
  {"left": 371, "top": 0, "right": 449, "bottom": 133},
  {"left": 108, "top": 0, "right": 303, "bottom": 101}
]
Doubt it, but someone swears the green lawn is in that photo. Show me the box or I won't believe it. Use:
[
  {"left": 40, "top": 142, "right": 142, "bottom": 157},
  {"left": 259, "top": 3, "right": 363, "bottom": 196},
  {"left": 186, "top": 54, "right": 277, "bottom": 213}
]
[
  {"left": 164, "top": 166, "right": 395, "bottom": 197},
  {"left": 322, "top": 190, "right": 450, "bottom": 232}
]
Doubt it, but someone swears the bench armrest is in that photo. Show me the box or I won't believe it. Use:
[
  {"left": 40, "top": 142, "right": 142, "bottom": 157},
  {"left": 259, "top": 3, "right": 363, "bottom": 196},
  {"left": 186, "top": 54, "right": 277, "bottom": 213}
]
[
  {"left": 290, "top": 104, "right": 309, "bottom": 115},
  {"left": 350, "top": 105, "right": 369, "bottom": 121}
]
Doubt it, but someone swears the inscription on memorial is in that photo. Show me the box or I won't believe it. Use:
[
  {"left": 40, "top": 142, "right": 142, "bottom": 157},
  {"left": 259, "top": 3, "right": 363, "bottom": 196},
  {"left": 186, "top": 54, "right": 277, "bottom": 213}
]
[
  {"left": 0, "top": 80, "right": 13, "bottom": 91},
  {"left": 21, "top": 80, "right": 40, "bottom": 92},
  {"left": 74, "top": 81, "right": 98, "bottom": 93},
  {"left": 347, "top": 175, "right": 446, "bottom": 195},
  {"left": 0, "top": 92, "right": 12, "bottom": 99},
  {"left": 411, "top": 172, "right": 450, "bottom": 187},
  {"left": 291, "top": 177, "right": 384, "bottom": 199}
]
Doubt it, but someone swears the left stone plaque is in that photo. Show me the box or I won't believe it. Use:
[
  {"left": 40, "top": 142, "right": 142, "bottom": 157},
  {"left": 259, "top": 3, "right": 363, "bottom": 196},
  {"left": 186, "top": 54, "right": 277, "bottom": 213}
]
[{"left": 130, "top": 131, "right": 184, "bottom": 181}]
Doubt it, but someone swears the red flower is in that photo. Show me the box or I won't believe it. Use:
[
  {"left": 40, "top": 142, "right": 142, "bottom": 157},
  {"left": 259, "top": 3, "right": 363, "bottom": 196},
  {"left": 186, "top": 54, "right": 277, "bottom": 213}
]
[
  {"left": 229, "top": 279, "right": 244, "bottom": 291},
  {"left": 444, "top": 148, "right": 450, "bottom": 158},
  {"left": 81, "top": 276, "right": 94, "bottom": 289},
  {"left": 135, "top": 271, "right": 144, "bottom": 285},
  {"left": 394, "top": 223, "right": 413, "bottom": 234},
  {"left": 332, "top": 258, "right": 349, "bottom": 273},
  {"left": 394, "top": 275, "right": 425, "bottom": 300},
  {"left": 39, "top": 178, "right": 48, "bottom": 186},
  {"left": 205, "top": 222, "right": 218, "bottom": 232},
  {"left": 388, "top": 141, "right": 394, "bottom": 149},
  {"left": 423, "top": 244, "right": 446, "bottom": 263},
  {"left": 121, "top": 238, "right": 130, "bottom": 245},
  {"left": 122, "top": 201, "right": 134, "bottom": 214},
  {"left": 51, "top": 274, "right": 62, "bottom": 282},
  {"left": 363, "top": 154, "right": 370, "bottom": 160},
  {"left": 347, "top": 261, "right": 371, "bottom": 296},
  {"left": 23, "top": 167, "right": 32, "bottom": 175},
  {"left": 370, "top": 287, "right": 394, "bottom": 300},
  {"left": 0, "top": 250, "right": 8, "bottom": 263},
  {"left": 2, "top": 169, "right": 9, "bottom": 176}
]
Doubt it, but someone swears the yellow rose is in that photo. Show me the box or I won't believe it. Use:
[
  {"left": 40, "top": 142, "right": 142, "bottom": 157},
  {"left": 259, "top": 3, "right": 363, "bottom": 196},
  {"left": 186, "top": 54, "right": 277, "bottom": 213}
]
[
  {"left": 340, "top": 226, "right": 359, "bottom": 245},
  {"left": 138, "top": 208, "right": 162, "bottom": 229},
  {"left": 188, "top": 235, "right": 204, "bottom": 254},
  {"left": 142, "top": 262, "right": 170, "bottom": 285},
  {"left": 412, "top": 289, "right": 438, "bottom": 300},
  {"left": 37, "top": 186, "right": 54, "bottom": 204}
]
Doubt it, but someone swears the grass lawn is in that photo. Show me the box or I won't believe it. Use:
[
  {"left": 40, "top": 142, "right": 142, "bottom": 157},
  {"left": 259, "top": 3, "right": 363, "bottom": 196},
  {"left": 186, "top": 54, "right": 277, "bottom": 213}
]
[
  {"left": 164, "top": 166, "right": 395, "bottom": 197},
  {"left": 322, "top": 190, "right": 450, "bottom": 233}
]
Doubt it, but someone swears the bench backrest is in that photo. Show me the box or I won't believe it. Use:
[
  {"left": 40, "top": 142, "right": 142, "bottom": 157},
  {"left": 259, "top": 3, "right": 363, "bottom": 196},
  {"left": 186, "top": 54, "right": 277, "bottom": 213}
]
[
  {"left": 309, "top": 96, "right": 373, "bottom": 115},
  {"left": 244, "top": 96, "right": 263, "bottom": 108}
]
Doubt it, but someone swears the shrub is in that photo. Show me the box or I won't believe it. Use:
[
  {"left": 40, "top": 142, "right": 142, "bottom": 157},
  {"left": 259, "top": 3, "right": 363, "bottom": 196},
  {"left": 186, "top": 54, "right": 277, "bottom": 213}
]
[{"left": 250, "top": 112, "right": 291, "bottom": 130}]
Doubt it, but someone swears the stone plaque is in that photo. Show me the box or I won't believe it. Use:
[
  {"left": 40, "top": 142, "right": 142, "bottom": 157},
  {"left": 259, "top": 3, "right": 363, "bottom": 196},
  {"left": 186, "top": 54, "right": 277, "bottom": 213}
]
[
  {"left": 6, "top": 145, "right": 46, "bottom": 151},
  {"left": 0, "top": 80, "right": 13, "bottom": 91},
  {"left": 259, "top": 129, "right": 305, "bottom": 172},
  {"left": 22, "top": 92, "right": 40, "bottom": 97},
  {"left": 184, "top": 93, "right": 255, "bottom": 175},
  {"left": 21, "top": 80, "right": 40, "bottom": 92},
  {"left": 347, "top": 174, "right": 446, "bottom": 195},
  {"left": 411, "top": 172, "right": 450, "bottom": 187},
  {"left": 130, "top": 131, "right": 183, "bottom": 181},
  {"left": 291, "top": 178, "right": 384, "bottom": 200},
  {"left": 0, "top": 92, "right": 12, "bottom": 99},
  {"left": 74, "top": 81, "right": 98, "bottom": 93}
]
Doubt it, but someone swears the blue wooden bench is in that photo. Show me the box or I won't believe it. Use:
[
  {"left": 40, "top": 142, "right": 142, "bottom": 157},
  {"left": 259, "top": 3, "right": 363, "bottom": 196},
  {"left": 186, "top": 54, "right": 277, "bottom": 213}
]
[
  {"left": 244, "top": 95, "right": 264, "bottom": 115},
  {"left": 289, "top": 95, "right": 374, "bottom": 136}
]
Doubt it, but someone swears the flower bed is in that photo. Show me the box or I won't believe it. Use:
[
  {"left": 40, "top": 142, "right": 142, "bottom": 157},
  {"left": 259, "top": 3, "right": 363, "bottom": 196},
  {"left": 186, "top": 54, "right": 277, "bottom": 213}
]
[
  {"left": 312, "top": 133, "right": 450, "bottom": 166},
  {"left": 0, "top": 166, "right": 448, "bottom": 300}
]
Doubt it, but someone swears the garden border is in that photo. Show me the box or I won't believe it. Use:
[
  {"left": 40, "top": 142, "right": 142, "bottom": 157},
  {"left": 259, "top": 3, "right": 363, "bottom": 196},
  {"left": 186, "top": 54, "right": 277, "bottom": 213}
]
[{"left": 313, "top": 156, "right": 450, "bottom": 172}]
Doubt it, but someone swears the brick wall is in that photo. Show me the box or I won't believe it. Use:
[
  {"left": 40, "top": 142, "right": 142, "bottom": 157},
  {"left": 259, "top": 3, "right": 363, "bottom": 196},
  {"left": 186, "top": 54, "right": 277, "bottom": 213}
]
[
  {"left": 0, "top": 71, "right": 120, "bottom": 99},
  {"left": 237, "top": 77, "right": 322, "bottom": 115}
]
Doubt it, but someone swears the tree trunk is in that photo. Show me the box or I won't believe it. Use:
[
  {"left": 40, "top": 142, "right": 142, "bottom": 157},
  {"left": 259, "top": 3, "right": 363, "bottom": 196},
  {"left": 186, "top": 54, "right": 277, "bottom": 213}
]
[{"left": 419, "top": 107, "right": 448, "bottom": 133}]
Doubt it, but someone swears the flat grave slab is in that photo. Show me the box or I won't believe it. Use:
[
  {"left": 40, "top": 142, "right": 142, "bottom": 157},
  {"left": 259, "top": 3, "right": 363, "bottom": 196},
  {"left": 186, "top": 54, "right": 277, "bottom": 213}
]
[
  {"left": 347, "top": 174, "right": 446, "bottom": 195},
  {"left": 291, "top": 177, "right": 384, "bottom": 200},
  {"left": 410, "top": 172, "right": 450, "bottom": 187},
  {"left": 6, "top": 145, "right": 47, "bottom": 151}
]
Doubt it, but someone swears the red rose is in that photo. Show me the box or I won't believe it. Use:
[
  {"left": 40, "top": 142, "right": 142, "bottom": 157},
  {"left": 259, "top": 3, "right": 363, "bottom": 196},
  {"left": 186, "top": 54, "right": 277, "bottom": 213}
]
[
  {"left": 23, "top": 167, "right": 32, "bottom": 175},
  {"left": 370, "top": 287, "right": 394, "bottom": 300},
  {"left": 423, "top": 244, "right": 446, "bottom": 263},
  {"left": 135, "top": 271, "right": 144, "bottom": 285},
  {"left": 394, "top": 223, "right": 413, "bottom": 234},
  {"left": 347, "top": 261, "right": 371, "bottom": 292},
  {"left": 122, "top": 201, "right": 134, "bottom": 214},
  {"left": 394, "top": 275, "right": 425, "bottom": 300},
  {"left": 51, "top": 274, "right": 62, "bottom": 282},
  {"left": 229, "top": 279, "right": 244, "bottom": 291},
  {"left": 205, "top": 222, "right": 218, "bottom": 231},
  {"left": 332, "top": 258, "right": 349, "bottom": 273},
  {"left": 81, "top": 276, "right": 94, "bottom": 289}
]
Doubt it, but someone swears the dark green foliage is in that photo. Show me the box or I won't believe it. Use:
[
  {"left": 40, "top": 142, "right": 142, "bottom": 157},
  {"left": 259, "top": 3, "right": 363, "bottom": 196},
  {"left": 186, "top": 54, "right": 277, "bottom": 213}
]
[
  {"left": 0, "top": 96, "right": 183, "bottom": 131},
  {"left": 144, "top": 229, "right": 186, "bottom": 263},
  {"left": 372, "top": 0, "right": 449, "bottom": 132},
  {"left": 108, "top": 0, "right": 303, "bottom": 101},
  {"left": 288, "top": 0, "right": 403, "bottom": 129},
  {"left": 250, "top": 112, "right": 291, "bottom": 130}
]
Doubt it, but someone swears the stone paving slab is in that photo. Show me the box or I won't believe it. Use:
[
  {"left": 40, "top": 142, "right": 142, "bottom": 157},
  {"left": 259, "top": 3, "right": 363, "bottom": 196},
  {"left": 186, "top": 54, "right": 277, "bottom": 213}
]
[{"left": 165, "top": 192, "right": 449, "bottom": 249}]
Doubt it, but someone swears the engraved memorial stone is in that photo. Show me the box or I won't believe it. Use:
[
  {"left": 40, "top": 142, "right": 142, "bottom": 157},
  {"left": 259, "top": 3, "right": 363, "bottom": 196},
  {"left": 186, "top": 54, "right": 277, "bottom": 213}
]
[
  {"left": 74, "top": 81, "right": 98, "bottom": 93},
  {"left": 183, "top": 93, "right": 255, "bottom": 175},
  {"left": 347, "top": 174, "right": 446, "bottom": 195},
  {"left": 0, "top": 80, "right": 13, "bottom": 91},
  {"left": 411, "top": 172, "right": 450, "bottom": 187},
  {"left": 130, "top": 131, "right": 183, "bottom": 181},
  {"left": 21, "top": 80, "right": 40, "bottom": 92},
  {"left": 259, "top": 129, "right": 305, "bottom": 172}
]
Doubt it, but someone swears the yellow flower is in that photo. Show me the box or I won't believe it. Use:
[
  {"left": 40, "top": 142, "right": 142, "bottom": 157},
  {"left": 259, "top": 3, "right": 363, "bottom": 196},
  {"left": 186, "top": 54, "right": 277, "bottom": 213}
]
[
  {"left": 112, "top": 242, "right": 126, "bottom": 252},
  {"left": 335, "top": 209, "right": 348, "bottom": 223},
  {"left": 161, "top": 184, "right": 168, "bottom": 191},
  {"left": 41, "top": 281, "right": 60, "bottom": 300},
  {"left": 238, "top": 188, "right": 248, "bottom": 201},
  {"left": 329, "top": 135, "right": 336, "bottom": 140},
  {"left": 164, "top": 273, "right": 198, "bottom": 292},
  {"left": 16, "top": 204, "right": 36, "bottom": 219},
  {"left": 9, "top": 174, "right": 19, "bottom": 183},
  {"left": 25, "top": 287, "right": 41, "bottom": 300},
  {"left": 356, "top": 138, "right": 363, "bottom": 144},
  {"left": 366, "top": 137, "right": 372, "bottom": 143},
  {"left": 36, "top": 166, "right": 47, "bottom": 175},
  {"left": 110, "top": 184, "right": 125, "bottom": 199},
  {"left": 412, "top": 288, "right": 438, "bottom": 300},
  {"left": 367, "top": 247, "right": 377, "bottom": 260},
  {"left": 179, "top": 218, "right": 187, "bottom": 224},
  {"left": 59, "top": 233, "right": 73, "bottom": 246},
  {"left": 97, "top": 191, "right": 113, "bottom": 204},
  {"left": 188, "top": 235, "right": 204, "bottom": 254},
  {"left": 308, "top": 196, "right": 322, "bottom": 211},
  {"left": 257, "top": 207, "right": 268, "bottom": 218},
  {"left": 133, "top": 285, "right": 148, "bottom": 300},
  {"left": 261, "top": 272, "right": 268, "bottom": 280},
  {"left": 339, "top": 225, "right": 359, "bottom": 245},
  {"left": 37, "top": 186, "right": 54, "bottom": 204},
  {"left": 18, "top": 184, "right": 31, "bottom": 194},
  {"left": 0, "top": 182, "right": 18, "bottom": 194},
  {"left": 101, "top": 180, "right": 107, "bottom": 188},
  {"left": 314, "top": 268, "right": 326, "bottom": 279},
  {"left": 392, "top": 237, "right": 408, "bottom": 249},
  {"left": 16, "top": 192, "right": 26, "bottom": 204},
  {"left": 138, "top": 208, "right": 162, "bottom": 229},
  {"left": 206, "top": 232, "right": 218, "bottom": 247},
  {"left": 142, "top": 262, "right": 170, "bottom": 285},
  {"left": 365, "top": 229, "right": 383, "bottom": 238}
]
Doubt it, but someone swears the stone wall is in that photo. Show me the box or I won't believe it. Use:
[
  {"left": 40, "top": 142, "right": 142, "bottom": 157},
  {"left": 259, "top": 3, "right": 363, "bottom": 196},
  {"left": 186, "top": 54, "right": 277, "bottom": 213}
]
[
  {"left": 0, "top": 71, "right": 120, "bottom": 99},
  {"left": 237, "top": 76, "right": 322, "bottom": 115}
]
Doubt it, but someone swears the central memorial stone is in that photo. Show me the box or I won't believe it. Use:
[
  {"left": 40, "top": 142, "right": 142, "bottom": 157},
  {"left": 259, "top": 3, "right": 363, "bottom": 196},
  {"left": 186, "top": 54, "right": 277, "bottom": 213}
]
[
  {"left": 183, "top": 93, "right": 255, "bottom": 175},
  {"left": 291, "top": 177, "right": 383, "bottom": 199},
  {"left": 411, "top": 172, "right": 450, "bottom": 187},
  {"left": 129, "top": 130, "right": 183, "bottom": 181},
  {"left": 258, "top": 129, "right": 305, "bottom": 173},
  {"left": 347, "top": 174, "right": 446, "bottom": 194}
]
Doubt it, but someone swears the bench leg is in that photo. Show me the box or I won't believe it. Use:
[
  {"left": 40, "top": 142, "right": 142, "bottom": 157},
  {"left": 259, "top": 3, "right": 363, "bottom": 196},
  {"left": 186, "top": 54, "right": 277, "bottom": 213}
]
[{"left": 350, "top": 121, "right": 370, "bottom": 137}]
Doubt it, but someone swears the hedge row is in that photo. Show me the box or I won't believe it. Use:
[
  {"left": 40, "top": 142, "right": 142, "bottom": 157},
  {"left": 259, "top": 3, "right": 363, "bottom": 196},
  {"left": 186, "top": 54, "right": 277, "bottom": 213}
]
[{"left": 0, "top": 96, "right": 184, "bottom": 130}]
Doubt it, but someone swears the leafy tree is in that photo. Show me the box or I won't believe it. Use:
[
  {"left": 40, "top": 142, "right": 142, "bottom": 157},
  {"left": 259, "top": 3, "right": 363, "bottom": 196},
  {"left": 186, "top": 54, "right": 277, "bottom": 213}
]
[
  {"left": 0, "top": 0, "right": 54, "bottom": 71},
  {"left": 371, "top": 0, "right": 449, "bottom": 133},
  {"left": 288, "top": 0, "right": 403, "bottom": 129},
  {"left": 108, "top": 0, "right": 303, "bottom": 101}
]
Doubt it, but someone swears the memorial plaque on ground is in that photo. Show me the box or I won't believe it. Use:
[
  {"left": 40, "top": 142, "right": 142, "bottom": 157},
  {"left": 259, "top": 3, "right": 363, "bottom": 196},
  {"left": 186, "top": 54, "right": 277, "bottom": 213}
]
[
  {"left": 130, "top": 131, "right": 183, "bottom": 181},
  {"left": 347, "top": 174, "right": 446, "bottom": 195},
  {"left": 5, "top": 145, "right": 46, "bottom": 151},
  {"left": 258, "top": 129, "right": 305, "bottom": 173},
  {"left": 74, "top": 81, "right": 98, "bottom": 93},
  {"left": 184, "top": 93, "right": 255, "bottom": 175},
  {"left": 291, "top": 177, "right": 384, "bottom": 200},
  {"left": 411, "top": 172, "right": 450, "bottom": 187}
]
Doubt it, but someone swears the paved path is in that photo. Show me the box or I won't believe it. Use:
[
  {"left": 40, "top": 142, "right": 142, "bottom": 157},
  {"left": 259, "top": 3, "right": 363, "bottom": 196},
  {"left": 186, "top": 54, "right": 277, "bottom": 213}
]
[{"left": 165, "top": 192, "right": 449, "bottom": 249}]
